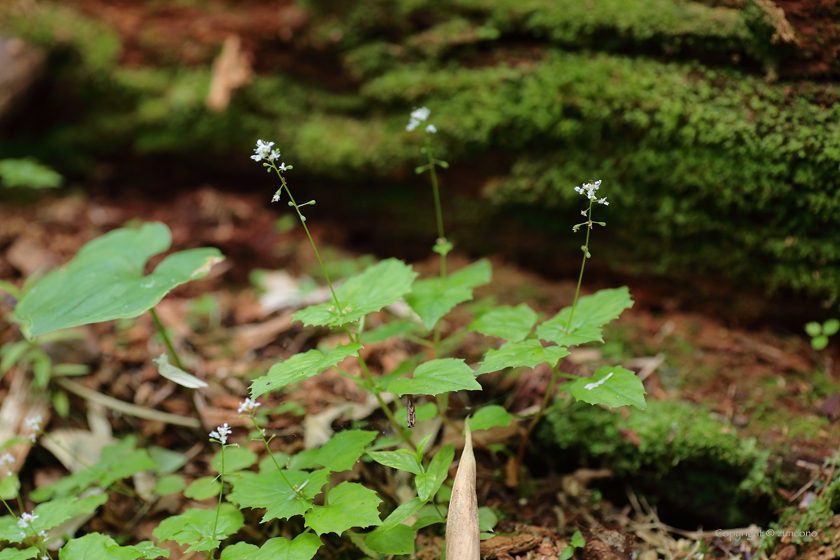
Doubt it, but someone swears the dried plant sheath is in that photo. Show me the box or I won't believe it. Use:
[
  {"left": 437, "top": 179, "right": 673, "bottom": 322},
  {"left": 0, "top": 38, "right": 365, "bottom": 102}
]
[{"left": 446, "top": 422, "right": 479, "bottom": 559}]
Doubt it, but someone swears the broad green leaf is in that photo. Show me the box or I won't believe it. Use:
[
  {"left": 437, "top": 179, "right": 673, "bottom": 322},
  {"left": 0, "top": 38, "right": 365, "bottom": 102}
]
[
  {"left": 367, "top": 450, "right": 422, "bottom": 475},
  {"left": 468, "top": 303, "right": 538, "bottom": 342},
  {"left": 375, "top": 497, "right": 424, "bottom": 533},
  {"left": 256, "top": 534, "right": 323, "bottom": 560},
  {"left": 0, "top": 548, "right": 38, "bottom": 560},
  {"left": 15, "top": 222, "right": 225, "bottom": 338},
  {"left": 154, "top": 475, "right": 186, "bottom": 496},
  {"left": 805, "top": 321, "right": 823, "bottom": 337},
  {"left": 536, "top": 287, "right": 633, "bottom": 347},
  {"left": 1, "top": 341, "right": 30, "bottom": 374},
  {"left": 569, "top": 366, "right": 647, "bottom": 410},
  {"left": 293, "top": 259, "right": 417, "bottom": 327},
  {"left": 412, "top": 504, "right": 447, "bottom": 530},
  {"left": 0, "top": 158, "right": 62, "bottom": 189},
  {"left": 824, "top": 319, "right": 840, "bottom": 336},
  {"left": 571, "top": 530, "right": 585, "bottom": 548},
  {"left": 258, "top": 451, "right": 291, "bottom": 473},
  {"left": 304, "top": 482, "right": 382, "bottom": 535},
  {"left": 415, "top": 444, "right": 453, "bottom": 501},
  {"left": 184, "top": 476, "right": 221, "bottom": 500},
  {"left": 478, "top": 507, "right": 498, "bottom": 532},
  {"left": 211, "top": 446, "right": 257, "bottom": 474},
  {"left": 219, "top": 542, "right": 259, "bottom": 560},
  {"left": 152, "top": 504, "right": 243, "bottom": 553},
  {"left": 250, "top": 343, "right": 362, "bottom": 398},
  {"left": 0, "top": 495, "right": 109, "bottom": 543},
  {"left": 468, "top": 405, "right": 513, "bottom": 431},
  {"left": 406, "top": 260, "right": 491, "bottom": 329},
  {"left": 475, "top": 340, "right": 569, "bottom": 375},
  {"left": 0, "top": 280, "right": 21, "bottom": 300},
  {"left": 366, "top": 524, "right": 416, "bottom": 555},
  {"left": 148, "top": 446, "right": 187, "bottom": 475},
  {"left": 389, "top": 359, "right": 481, "bottom": 396},
  {"left": 559, "top": 546, "right": 575, "bottom": 560},
  {"left": 153, "top": 353, "right": 207, "bottom": 389},
  {"left": 228, "top": 469, "right": 329, "bottom": 522},
  {"left": 361, "top": 320, "right": 419, "bottom": 343},
  {"left": 59, "top": 533, "right": 169, "bottom": 560},
  {"left": 313, "top": 430, "right": 377, "bottom": 472}
]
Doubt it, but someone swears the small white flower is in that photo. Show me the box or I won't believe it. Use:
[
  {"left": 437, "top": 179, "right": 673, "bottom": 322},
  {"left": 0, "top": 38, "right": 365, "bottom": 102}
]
[
  {"left": 209, "top": 423, "right": 231, "bottom": 445},
  {"left": 29, "top": 434, "right": 37, "bottom": 443},
  {"left": 272, "top": 193, "right": 281, "bottom": 203},
  {"left": 18, "top": 512, "right": 38, "bottom": 529},
  {"left": 0, "top": 453, "right": 15, "bottom": 465},
  {"left": 238, "top": 398, "right": 261, "bottom": 414},
  {"left": 425, "top": 124, "right": 437, "bottom": 133},
  {"left": 268, "top": 149, "right": 281, "bottom": 161},
  {"left": 599, "top": 197, "right": 608, "bottom": 205},
  {"left": 406, "top": 118, "right": 420, "bottom": 132},
  {"left": 410, "top": 107, "right": 430, "bottom": 122},
  {"left": 277, "top": 162, "right": 289, "bottom": 171},
  {"left": 251, "top": 139, "right": 276, "bottom": 162},
  {"left": 25, "top": 415, "right": 42, "bottom": 430}
]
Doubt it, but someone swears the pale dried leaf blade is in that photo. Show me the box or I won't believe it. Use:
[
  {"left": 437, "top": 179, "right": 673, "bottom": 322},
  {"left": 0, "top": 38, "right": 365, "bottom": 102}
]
[
  {"left": 206, "top": 35, "right": 253, "bottom": 111},
  {"left": 446, "top": 421, "right": 479, "bottom": 559}
]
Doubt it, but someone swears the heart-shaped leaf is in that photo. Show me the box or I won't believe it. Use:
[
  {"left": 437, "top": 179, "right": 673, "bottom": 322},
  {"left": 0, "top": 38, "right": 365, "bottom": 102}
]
[
  {"left": 388, "top": 359, "right": 481, "bottom": 396},
  {"left": 406, "top": 260, "right": 491, "bottom": 330},
  {"left": 536, "top": 287, "right": 632, "bottom": 347},
  {"left": 569, "top": 366, "right": 646, "bottom": 409},
  {"left": 250, "top": 343, "right": 361, "bottom": 398},
  {"left": 468, "top": 303, "right": 537, "bottom": 342},
  {"left": 15, "top": 222, "right": 224, "bottom": 339},
  {"left": 475, "top": 340, "right": 568, "bottom": 375},
  {"left": 293, "top": 259, "right": 417, "bottom": 327}
]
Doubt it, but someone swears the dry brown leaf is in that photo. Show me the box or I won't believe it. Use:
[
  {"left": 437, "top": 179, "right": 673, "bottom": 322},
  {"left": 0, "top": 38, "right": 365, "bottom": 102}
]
[
  {"left": 446, "top": 421, "right": 479, "bottom": 559},
  {"left": 206, "top": 35, "right": 253, "bottom": 112}
]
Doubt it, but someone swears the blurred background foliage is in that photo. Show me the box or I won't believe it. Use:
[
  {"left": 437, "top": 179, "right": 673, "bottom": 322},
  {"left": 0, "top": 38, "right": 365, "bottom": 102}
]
[{"left": 1, "top": 0, "right": 838, "bottom": 311}]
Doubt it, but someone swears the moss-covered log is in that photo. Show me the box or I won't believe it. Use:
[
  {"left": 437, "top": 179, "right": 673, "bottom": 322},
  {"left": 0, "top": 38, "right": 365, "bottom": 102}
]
[{"left": 1, "top": 0, "right": 839, "bottom": 304}]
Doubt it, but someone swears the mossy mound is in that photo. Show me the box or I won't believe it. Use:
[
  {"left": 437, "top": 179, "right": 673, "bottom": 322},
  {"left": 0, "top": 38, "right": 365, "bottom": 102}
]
[
  {"left": 2, "top": 0, "right": 839, "bottom": 304},
  {"left": 538, "top": 399, "right": 786, "bottom": 527}
]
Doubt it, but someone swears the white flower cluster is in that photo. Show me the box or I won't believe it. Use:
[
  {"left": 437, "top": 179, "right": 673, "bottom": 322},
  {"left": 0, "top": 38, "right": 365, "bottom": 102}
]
[
  {"left": 574, "top": 180, "right": 608, "bottom": 206},
  {"left": 25, "top": 415, "right": 42, "bottom": 443},
  {"left": 238, "top": 398, "right": 261, "bottom": 414},
  {"left": 0, "top": 452, "right": 15, "bottom": 475},
  {"left": 17, "top": 512, "right": 37, "bottom": 530},
  {"left": 250, "top": 139, "right": 281, "bottom": 163},
  {"left": 209, "top": 423, "right": 231, "bottom": 445},
  {"left": 406, "top": 107, "right": 436, "bottom": 133}
]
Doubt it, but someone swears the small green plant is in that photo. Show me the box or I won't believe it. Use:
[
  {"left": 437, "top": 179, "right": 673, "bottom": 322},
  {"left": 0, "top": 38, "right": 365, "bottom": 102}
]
[
  {"left": 805, "top": 319, "right": 839, "bottom": 350},
  {"left": 0, "top": 158, "right": 63, "bottom": 190},
  {"left": 0, "top": 108, "right": 644, "bottom": 558}
]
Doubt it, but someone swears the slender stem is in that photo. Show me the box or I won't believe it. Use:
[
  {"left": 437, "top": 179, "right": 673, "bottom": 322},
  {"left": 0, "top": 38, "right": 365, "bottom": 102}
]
[
  {"left": 248, "top": 415, "right": 306, "bottom": 500},
  {"left": 515, "top": 368, "right": 560, "bottom": 472},
  {"left": 212, "top": 446, "right": 225, "bottom": 541},
  {"left": 424, "top": 134, "right": 446, "bottom": 245},
  {"left": 566, "top": 200, "right": 595, "bottom": 333},
  {"left": 357, "top": 354, "right": 413, "bottom": 445},
  {"left": 0, "top": 497, "right": 15, "bottom": 517},
  {"left": 272, "top": 166, "right": 343, "bottom": 315},
  {"left": 150, "top": 308, "right": 184, "bottom": 370}
]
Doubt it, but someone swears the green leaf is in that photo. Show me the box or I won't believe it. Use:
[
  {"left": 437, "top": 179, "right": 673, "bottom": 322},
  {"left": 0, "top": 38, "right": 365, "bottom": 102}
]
[
  {"left": 805, "top": 321, "right": 823, "bottom": 337},
  {"left": 293, "top": 259, "right": 417, "bottom": 327},
  {"left": 0, "top": 474, "right": 19, "bottom": 500},
  {"left": 468, "top": 405, "right": 513, "bottom": 431},
  {"left": 366, "top": 524, "right": 416, "bottom": 555},
  {"left": 571, "top": 530, "right": 585, "bottom": 548},
  {"left": 468, "top": 303, "right": 538, "bottom": 342},
  {"left": 0, "top": 495, "right": 109, "bottom": 543},
  {"left": 361, "top": 319, "right": 419, "bottom": 343},
  {"left": 219, "top": 542, "right": 259, "bottom": 560},
  {"left": 389, "top": 359, "right": 481, "bottom": 396},
  {"left": 416, "top": 444, "right": 453, "bottom": 501},
  {"left": 256, "top": 534, "right": 323, "bottom": 560},
  {"left": 314, "top": 430, "right": 377, "bottom": 472},
  {"left": 59, "top": 533, "right": 170, "bottom": 560},
  {"left": 0, "top": 280, "right": 21, "bottom": 300},
  {"left": 258, "top": 451, "right": 291, "bottom": 473},
  {"left": 0, "top": 158, "right": 62, "bottom": 189},
  {"left": 152, "top": 505, "right": 243, "bottom": 553},
  {"left": 823, "top": 319, "right": 840, "bottom": 336},
  {"left": 536, "top": 287, "right": 633, "bottom": 347},
  {"left": 250, "top": 343, "right": 362, "bottom": 398},
  {"left": 365, "top": 497, "right": 424, "bottom": 554},
  {"left": 154, "top": 475, "right": 186, "bottom": 496},
  {"left": 304, "top": 482, "right": 382, "bottom": 535},
  {"left": 478, "top": 507, "right": 498, "bottom": 532},
  {"left": 812, "top": 335, "right": 829, "bottom": 350},
  {"left": 211, "top": 446, "right": 257, "bottom": 474},
  {"left": 1, "top": 341, "right": 30, "bottom": 374},
  {"left": 569, "top": 366, "right": 646, "bottom": 410},
  {"left": 0, "top": 548, "right": 38, "bottom": 560},
  {"left": 367, "top": 450, "right": 423, "bottom": 475},
  {"left": 228, "top": 469, "right": 329, "bottom": 522},
  {"left": 475, "top": 340, "right": 569, "bottom": 375},
  {"left": 559, "top": 546, "right": 574, "bottom": 560},
  {"left": 15, "top": 223, "right": 225, "bottom": 338},
  {"left": 149, "top": 446, "right": 187, "bottom": 475},
  {"left": 406, "top": 260, "right": 492, "bottom": 330},
  {"left": 412, "top": 504, "right": 446, "bottom": 530},
  {"left": 153, "top": 353, "right": 207, "bottom": 389},
  {"left": 184, "top": 476, "right": 221, "bottom": 500}
]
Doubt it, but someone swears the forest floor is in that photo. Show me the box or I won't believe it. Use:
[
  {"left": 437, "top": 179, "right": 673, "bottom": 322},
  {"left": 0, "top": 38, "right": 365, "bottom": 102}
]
[{"left": 1, "top": 186, "right": 839, "bottom": 560}]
